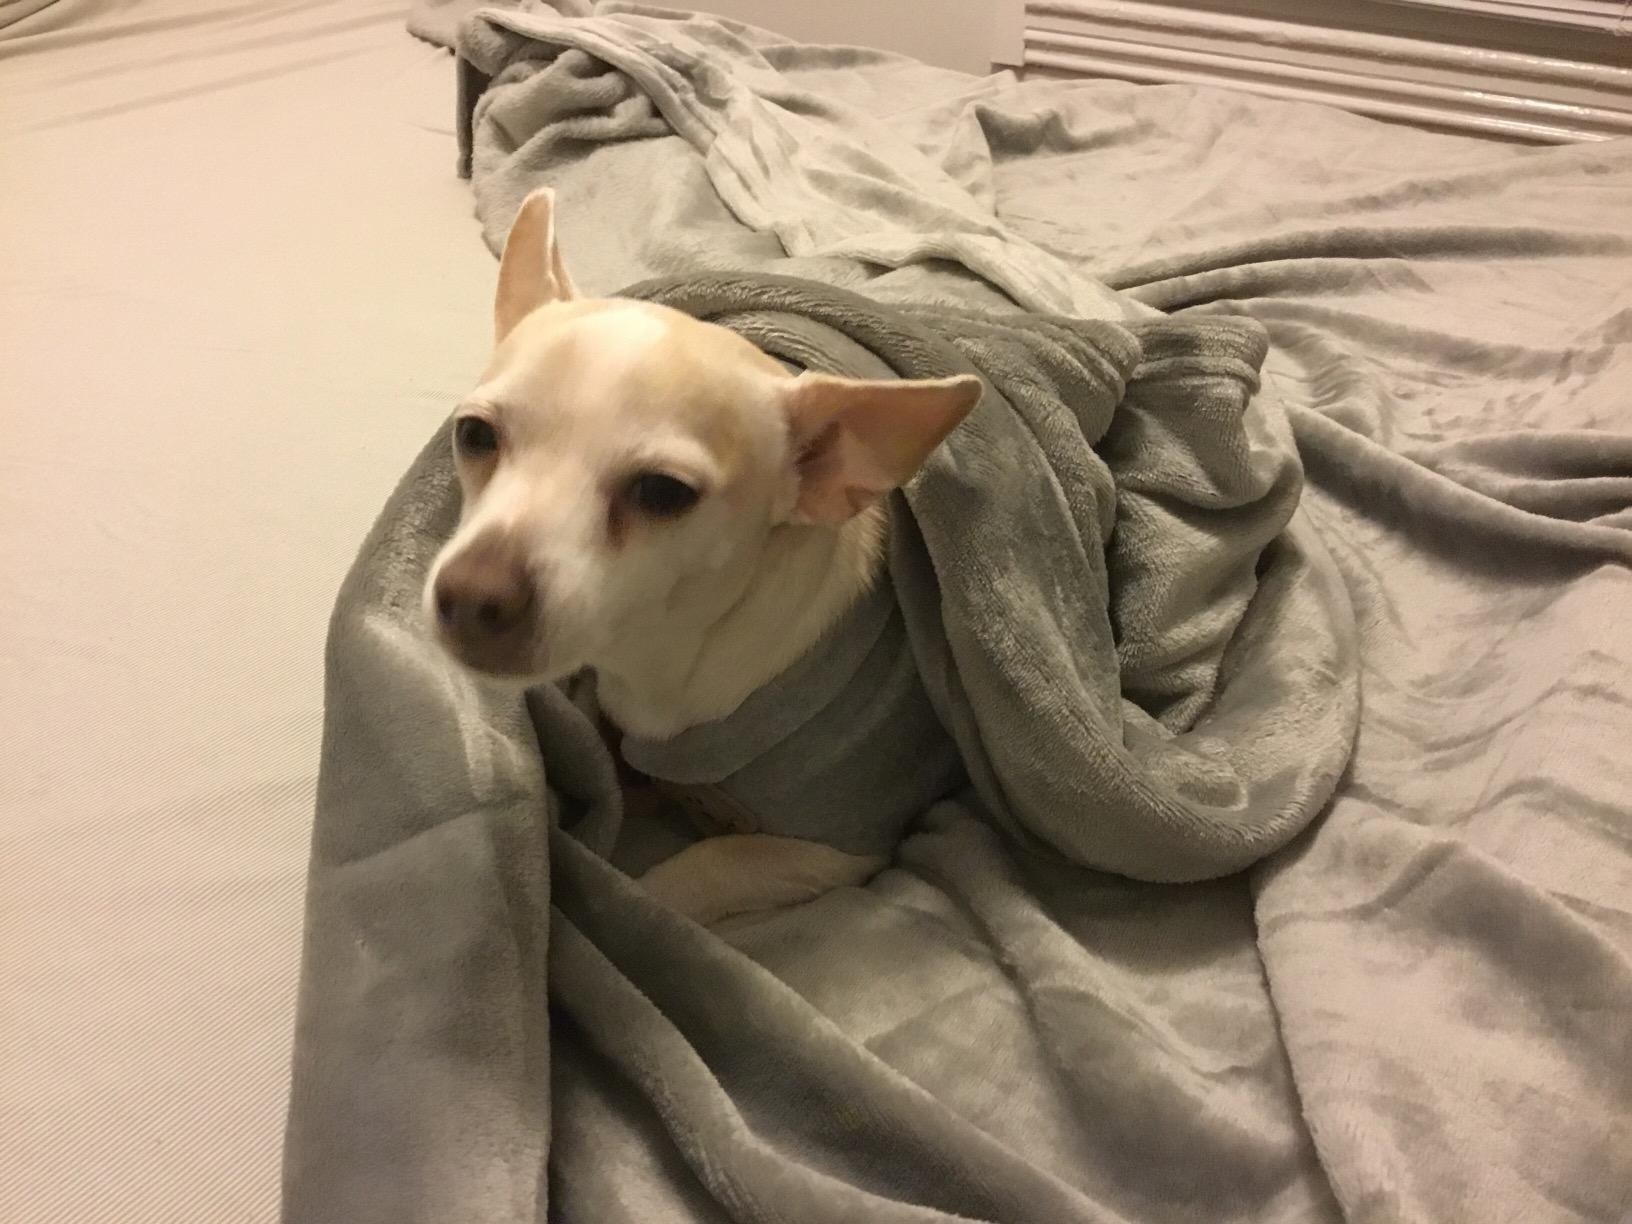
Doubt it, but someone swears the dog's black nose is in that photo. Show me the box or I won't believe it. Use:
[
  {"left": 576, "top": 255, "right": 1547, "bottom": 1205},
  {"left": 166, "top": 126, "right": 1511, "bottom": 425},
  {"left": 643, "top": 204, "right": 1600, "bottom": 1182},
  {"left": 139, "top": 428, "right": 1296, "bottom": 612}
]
[{"left": 433, "top": 533, "right": 536, "bottom": 646}]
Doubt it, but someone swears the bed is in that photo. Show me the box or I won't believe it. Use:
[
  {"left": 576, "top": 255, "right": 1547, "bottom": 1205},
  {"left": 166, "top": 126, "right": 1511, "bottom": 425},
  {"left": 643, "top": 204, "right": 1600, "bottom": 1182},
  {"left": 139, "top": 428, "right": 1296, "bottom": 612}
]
[
  {"left": 3, "top": 2, "right": 1630, "bottom": 1223},
  {"left": 0, "top": 3, "right": 492, "bottom": 1220}
]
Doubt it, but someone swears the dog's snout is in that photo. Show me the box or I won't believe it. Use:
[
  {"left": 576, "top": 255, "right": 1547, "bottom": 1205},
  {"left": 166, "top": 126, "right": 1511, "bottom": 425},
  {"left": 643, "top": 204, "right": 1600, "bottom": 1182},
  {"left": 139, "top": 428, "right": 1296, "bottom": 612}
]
[{"left": 433, "top": 533, "right": 537, "bottom": 659}]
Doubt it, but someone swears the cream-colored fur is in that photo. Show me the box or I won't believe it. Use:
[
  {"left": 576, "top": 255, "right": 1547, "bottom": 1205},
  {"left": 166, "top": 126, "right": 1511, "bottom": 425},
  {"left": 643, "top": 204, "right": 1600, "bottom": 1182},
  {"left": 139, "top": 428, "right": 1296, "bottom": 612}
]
[{"left": 425, "top": 187, "right": 978, "bottom": 925}]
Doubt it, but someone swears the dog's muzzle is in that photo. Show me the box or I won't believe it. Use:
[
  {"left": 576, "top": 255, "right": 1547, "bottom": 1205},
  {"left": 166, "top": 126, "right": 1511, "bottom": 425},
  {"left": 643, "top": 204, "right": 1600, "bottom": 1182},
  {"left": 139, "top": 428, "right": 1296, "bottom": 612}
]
[{"left": 431, "top": 529, "right": 539, "bottom": 675}]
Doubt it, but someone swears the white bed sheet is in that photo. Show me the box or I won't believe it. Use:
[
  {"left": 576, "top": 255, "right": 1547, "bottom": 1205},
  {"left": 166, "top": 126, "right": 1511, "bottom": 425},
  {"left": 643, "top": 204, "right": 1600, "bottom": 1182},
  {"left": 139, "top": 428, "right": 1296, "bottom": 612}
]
[{"left": 0, "top": 4, "right": 489, "bottom": 1219}]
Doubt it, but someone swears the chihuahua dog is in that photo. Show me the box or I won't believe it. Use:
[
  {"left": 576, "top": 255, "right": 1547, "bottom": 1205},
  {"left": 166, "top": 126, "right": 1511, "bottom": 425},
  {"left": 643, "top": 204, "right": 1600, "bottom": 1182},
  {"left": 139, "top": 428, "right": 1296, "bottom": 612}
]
[{"left": 425, "top": 188, "right": 979, "bottom": 924}]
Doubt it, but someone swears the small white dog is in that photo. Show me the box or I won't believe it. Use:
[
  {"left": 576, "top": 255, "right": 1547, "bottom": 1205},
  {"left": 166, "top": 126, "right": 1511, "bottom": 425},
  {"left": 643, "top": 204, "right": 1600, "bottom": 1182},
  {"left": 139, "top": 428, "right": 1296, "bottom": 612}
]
[{"left": 425, "top": 188, "right": 979, "bottom": 923}]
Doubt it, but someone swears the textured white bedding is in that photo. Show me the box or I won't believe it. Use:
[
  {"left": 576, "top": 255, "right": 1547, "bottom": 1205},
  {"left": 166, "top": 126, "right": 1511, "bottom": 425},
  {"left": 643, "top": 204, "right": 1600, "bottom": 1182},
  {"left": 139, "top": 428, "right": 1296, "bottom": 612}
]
[{"left": 0, "top": 4, "right": 487, "bottom": 1219}]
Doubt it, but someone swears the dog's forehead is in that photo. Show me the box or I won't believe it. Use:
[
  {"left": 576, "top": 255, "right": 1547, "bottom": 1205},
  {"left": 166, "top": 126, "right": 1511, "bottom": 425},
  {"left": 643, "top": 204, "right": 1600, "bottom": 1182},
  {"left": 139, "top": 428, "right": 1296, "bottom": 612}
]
[{"left": 480, "top": 301, "right": 784, "bottom": 440}]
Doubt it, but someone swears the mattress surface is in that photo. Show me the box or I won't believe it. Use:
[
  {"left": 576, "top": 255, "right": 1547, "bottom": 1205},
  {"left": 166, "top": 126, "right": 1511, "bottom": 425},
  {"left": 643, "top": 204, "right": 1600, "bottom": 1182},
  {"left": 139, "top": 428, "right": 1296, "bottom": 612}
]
[{"left": 0, "top": 3, "right": 489, "bottom": 1220}]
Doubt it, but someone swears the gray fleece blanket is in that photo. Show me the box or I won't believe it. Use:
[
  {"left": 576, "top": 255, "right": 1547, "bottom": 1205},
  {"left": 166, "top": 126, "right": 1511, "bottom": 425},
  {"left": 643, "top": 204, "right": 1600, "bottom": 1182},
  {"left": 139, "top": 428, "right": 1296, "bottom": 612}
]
[
  {"left": 616, "top": 277, "right": 1354, "bottom": 879},
  {"left": 284, "top": 4, "right": 1632, "bottom": 1222}
]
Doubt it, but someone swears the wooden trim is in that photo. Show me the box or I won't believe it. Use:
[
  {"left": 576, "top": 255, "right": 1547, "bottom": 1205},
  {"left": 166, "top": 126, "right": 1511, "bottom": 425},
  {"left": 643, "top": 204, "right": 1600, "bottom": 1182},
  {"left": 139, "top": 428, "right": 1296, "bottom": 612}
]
[{"left": 1019, "top": 0, "right": 1632, "bottom": 141}]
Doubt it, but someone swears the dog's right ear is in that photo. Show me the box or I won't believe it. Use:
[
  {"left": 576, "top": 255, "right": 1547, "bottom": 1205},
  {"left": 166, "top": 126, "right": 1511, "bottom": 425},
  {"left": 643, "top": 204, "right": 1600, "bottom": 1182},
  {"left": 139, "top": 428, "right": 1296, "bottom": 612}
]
[{"left": 494, "top": 187, "right": 579, "bottom": 344}]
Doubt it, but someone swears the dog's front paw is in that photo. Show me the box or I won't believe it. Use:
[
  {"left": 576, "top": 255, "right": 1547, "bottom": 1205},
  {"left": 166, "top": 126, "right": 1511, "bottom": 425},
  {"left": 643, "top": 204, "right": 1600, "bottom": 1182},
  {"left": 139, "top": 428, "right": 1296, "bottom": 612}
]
[{"left": 640, "top": 835, "right": 886, "bottom": 927}]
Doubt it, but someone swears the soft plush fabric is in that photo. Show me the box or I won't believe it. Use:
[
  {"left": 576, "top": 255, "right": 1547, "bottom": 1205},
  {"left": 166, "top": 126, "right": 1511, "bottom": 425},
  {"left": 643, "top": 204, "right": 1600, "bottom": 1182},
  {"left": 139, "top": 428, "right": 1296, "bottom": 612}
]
[
  {"left": 284, "top": 263, "right": 1357, "bottom": 1222},
  {"left": 281, "top": 5, "right": 1632, "bottom": 1224},
  {"left": 620, "top": 575, "right": 967, "bottom": 859},
  {"left": 620, "top": 276, "right": 1355, "bottom": 879}
]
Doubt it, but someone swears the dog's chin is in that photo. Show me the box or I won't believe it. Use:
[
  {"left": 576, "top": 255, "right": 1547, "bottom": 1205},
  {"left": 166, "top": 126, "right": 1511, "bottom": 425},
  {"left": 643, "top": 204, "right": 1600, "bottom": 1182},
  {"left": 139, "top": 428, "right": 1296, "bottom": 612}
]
[
  {"left": 454, "top": 655, "right": 547, "bottom": 686},
  {"left": 433, "top": 628, "right": 558, "bottom": 687}
]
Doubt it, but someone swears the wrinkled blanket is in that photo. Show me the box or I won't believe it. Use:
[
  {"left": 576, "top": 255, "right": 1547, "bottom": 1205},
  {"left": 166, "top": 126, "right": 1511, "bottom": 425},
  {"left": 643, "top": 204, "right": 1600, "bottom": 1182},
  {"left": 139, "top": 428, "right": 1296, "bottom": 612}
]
[
  {"left": 284, "top": 4, "right": 1632, "bottom": 1223},
  {"left": 620, "top": 274, "right": 1355, "bottom": 879}
]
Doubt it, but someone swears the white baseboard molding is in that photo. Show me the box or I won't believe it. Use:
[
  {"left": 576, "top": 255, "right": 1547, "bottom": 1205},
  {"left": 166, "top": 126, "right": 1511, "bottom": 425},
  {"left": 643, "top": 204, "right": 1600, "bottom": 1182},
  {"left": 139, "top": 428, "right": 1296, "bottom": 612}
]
[{"left": 1014, "top": 0, "right": 1632, "bottom": 141}]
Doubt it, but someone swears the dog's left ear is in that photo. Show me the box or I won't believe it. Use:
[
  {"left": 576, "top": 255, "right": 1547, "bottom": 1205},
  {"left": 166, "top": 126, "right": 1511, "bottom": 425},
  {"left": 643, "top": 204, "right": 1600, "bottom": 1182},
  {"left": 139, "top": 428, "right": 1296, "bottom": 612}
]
[
  {"left": 494, "top": 187, "right": 579, "bottom": 344},
  {"left": 782, "top": 373, "right": 981, "bottom": 524}
]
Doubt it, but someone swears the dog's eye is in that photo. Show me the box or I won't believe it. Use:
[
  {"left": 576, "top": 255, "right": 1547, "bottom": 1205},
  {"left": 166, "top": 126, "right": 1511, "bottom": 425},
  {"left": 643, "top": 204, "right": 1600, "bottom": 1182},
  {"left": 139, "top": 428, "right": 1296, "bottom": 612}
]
[
  {"left": 627, "top": 472, "right": 701, "bottom": 519},
  {"left": 454, "top": 416, "right": 499, "bottom": 457}
]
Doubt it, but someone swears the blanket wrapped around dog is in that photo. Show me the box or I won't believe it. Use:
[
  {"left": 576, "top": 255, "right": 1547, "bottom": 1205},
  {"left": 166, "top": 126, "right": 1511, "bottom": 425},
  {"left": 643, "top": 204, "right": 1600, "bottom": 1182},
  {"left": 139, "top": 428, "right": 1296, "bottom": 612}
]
[
  {"left": 283, "top": 269, "right": 1357, "bottom": 1223},
  {"left": 620, "top": 275, "right": 1356, "bottom": 875}
]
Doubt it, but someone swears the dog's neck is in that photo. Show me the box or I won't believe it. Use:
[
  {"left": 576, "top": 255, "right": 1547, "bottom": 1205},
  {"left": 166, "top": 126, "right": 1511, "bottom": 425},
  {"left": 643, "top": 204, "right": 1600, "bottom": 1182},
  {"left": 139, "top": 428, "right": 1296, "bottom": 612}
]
[{"left": 594, "top": 506, "right": 886, "bottom": 741}]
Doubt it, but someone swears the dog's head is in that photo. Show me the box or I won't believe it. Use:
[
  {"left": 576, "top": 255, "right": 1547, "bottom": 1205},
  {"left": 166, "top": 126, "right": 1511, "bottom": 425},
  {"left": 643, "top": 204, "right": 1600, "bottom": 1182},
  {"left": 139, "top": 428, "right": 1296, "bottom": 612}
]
[{"left": 425, "top": 188, "right": 979, "bottom": 684}]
